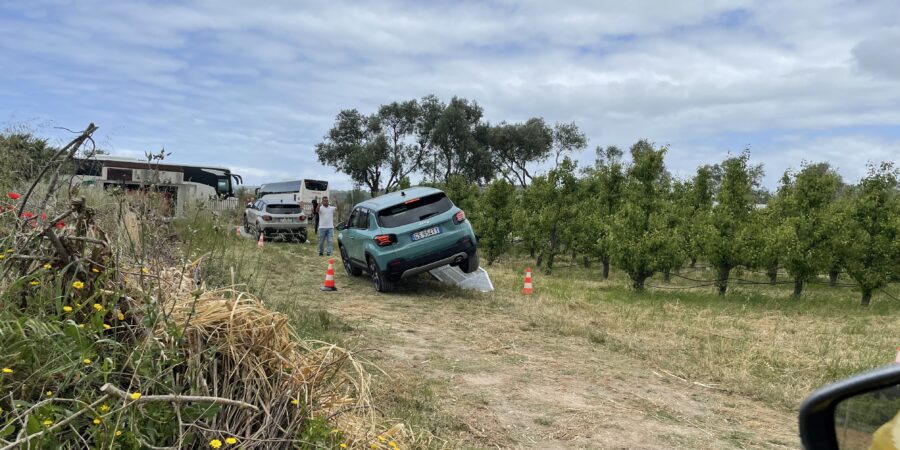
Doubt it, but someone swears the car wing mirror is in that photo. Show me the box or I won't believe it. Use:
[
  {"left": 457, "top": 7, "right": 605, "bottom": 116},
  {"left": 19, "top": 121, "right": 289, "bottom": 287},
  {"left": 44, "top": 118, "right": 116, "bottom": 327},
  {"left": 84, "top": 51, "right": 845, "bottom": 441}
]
[
  {"left": 336, "top": 222, "right": 346, "bottom": 231},
  {"left": 799, "top": 363, "right": 900, "bottom": 450},
  {"left": 246, "top": 202, "right": 254, "bottom": 209}
]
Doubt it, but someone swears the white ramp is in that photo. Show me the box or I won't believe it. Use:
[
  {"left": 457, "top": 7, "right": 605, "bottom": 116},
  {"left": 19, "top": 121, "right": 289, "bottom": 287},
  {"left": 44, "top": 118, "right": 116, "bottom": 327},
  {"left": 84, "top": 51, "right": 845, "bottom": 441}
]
[{"left": 429, "top": 265, "right": 494, "bottom": 292}]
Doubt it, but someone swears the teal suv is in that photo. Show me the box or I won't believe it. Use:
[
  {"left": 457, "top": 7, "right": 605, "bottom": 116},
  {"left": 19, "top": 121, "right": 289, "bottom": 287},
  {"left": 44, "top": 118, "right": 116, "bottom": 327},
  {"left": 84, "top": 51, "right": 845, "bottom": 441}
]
[{"left": 337, "top": 187, "right": 479, "bottom": 292}]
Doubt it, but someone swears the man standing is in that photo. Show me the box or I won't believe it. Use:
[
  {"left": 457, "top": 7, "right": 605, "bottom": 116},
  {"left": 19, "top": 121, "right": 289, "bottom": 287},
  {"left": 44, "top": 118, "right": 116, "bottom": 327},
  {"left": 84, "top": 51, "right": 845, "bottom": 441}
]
[
  {"left": 316, "top": 196, "right": 337, "bottom": 256},
  {"left": 311, "top": 196, "right": 319, "bottom": 235}
]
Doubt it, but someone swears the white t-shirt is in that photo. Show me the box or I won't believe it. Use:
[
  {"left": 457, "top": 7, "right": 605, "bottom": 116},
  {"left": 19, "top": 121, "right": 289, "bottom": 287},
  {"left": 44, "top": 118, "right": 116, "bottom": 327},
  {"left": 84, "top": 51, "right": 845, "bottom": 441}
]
[{"left": 318, "top": 205, "right": 337, "bottom": 229}]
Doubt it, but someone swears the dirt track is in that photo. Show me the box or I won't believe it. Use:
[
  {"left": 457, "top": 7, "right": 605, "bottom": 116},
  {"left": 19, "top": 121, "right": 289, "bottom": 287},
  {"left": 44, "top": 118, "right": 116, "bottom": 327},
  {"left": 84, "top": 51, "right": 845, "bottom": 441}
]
[{"left": 298, "top": 273, "right": 801, "bottom": 450}]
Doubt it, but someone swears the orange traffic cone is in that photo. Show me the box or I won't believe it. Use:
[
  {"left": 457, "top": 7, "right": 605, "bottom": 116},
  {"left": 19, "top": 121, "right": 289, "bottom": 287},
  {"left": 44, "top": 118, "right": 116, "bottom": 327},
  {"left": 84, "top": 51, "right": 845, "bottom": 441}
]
[
  {"left": 257, "top": 232, "right": 264, "bottom": 248},
  {"left": 523, "top": 267, "right": 533, "bottom": 295},
  {"left": 320, "top": 258, "right": 337, "bottom": 291}
]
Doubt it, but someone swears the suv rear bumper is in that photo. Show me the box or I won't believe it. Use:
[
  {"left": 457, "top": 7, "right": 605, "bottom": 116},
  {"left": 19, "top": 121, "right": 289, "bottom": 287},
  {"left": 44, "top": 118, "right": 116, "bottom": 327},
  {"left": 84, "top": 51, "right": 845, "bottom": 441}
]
[{"left": 385, "top": 237, "right": 475, "bottom": 280}]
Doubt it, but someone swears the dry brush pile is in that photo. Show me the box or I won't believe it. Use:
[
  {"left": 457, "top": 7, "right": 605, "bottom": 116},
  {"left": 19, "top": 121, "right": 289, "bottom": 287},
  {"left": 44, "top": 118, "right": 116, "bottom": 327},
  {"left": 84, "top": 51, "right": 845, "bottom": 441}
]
[{"left": 0, "top": 124, "right": 407, "bottom": 449}]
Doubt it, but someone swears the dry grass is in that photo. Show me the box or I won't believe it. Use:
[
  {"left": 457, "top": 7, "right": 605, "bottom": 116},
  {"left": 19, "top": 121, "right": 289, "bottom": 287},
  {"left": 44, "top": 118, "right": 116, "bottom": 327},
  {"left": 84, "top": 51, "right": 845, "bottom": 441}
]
[{"left": 485, "top": 259, "right": 900, "bottom": 410}]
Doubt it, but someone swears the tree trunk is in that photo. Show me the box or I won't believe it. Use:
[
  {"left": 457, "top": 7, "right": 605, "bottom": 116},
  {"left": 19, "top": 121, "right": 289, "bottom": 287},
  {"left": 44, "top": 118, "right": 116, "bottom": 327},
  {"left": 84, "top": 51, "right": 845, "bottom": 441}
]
[
  {"left": 860, "top": 288, "right": 873, "bottom": 307},
  {"left": 689, "top": 257, "right": 697, "bottom": 268},
  {"left": 601, "top": 257, "right": 610, "bottom": 280},
  {"left": 536, "top": 253, "right": 543, "bottom": 268},
  {"left": 545, "top": 228, "right": 558, "bottom": 275},
  {"left": 632, "top": 274, "right": 647, "bottom": 291},
  {"left": 571, "top": 249, "right": 577, "bottom": 263},
  {"left": 715, "top": 266, "right": 731, "bottom": 296},
  {"left": 663, "top": 269, "right": 671, "bottom": 282},
  {"left": 766, "top": 263, "right": 778, "bottom": 285},
  {"left": 582, "top": 256, "right": 591, "bottom": 268},
  {"left": 828, "top": 269, "right": 839, "bottom": 286},
  {"left": 792, "top": 279, "right": 804, "bottom": 299}
]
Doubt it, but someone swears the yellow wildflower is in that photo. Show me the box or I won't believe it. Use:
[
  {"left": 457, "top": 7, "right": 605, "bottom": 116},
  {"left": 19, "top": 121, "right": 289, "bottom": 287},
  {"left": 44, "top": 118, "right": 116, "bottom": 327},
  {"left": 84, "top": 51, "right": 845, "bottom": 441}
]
[
  {"left": 378, "top": 435, "right": 386, "bottom": 442},
  {"left": 2, "top": 368, "right": 12, "bottom": 374},
  {"left": 0, "top": 255, "right": 5, "bottom": 260},
  {"left": 141, "top": 267, "right": 150, "bottom": 274},
  {"left": 340, "top": 444, "right": 348, "bottom": 449},
  {"left": 72, "top": 281, "right": 84, "bottom": 289},
  {"left": 130, "top": 392, "right": 141, "bottom": 400},
  {"left": 389, "top": 442, "right": 398, "bottom": 449},
  {"left": 93, "top": 303, "right": 104, "bottom": 312},
  {"left": 91, "top": 267, "right": 100, "bottom": 273},
  {"left": 63, "top": 306, "right": 73, "bottom": 313},
  {"left": 29, "top": 280, "right": 39, "bottom": 286},
  {"left": 290, "top": 399, "right": 299, "bottom": 405},
  {"left": 5, "top": 249, "right": 12, "bottom": 253},
  {"left": 371, "top": 444, "right": 378, "bottom": 450},
  {"left": 43, "top": 263, "right": 52, "bottom": 269},
  {"left": 209, "top": 439, "right": 223, "bottom": 449},
  {"left": 93, "top": 418, "right": 101, "bottom": 425},
  {"left": 103, "top": 324, "right": 111, "bottom": 330},
  {"left": 78, "top": 323, "right": 85, "bottom": 328},
  {"left": 43, "top": 419, "right": 53, "bottom": 427},
  {"left": 83, "top": 358, "right": 92, "bottom": 364},
  {"left": 115, "top": 430, "right": 122, "bottom": 437},
  {"left": 100, "top": 404, "right": 110, "bottom": 412},
  {"left": 46, "top": 391, "right": 53, "bottom": 397},
  {"left": 225, "top": 437, "right": 237, "bottom": 445},
  {"left": 331, "top": 429, "right": 341, "bottom": 434},
  {"left": 117, "top": 311, "right": 125, "bottom": 321}
]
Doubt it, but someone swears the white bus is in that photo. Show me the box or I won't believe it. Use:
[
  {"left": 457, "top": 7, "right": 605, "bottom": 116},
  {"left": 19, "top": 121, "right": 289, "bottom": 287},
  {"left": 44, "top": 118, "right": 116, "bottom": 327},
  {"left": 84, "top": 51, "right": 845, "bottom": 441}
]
[
  {"left": 72, "top": 156, "right": 243, "bottom": 215},
  {"left": 256, "top": 179, "right": 329, "bottom": 215}
]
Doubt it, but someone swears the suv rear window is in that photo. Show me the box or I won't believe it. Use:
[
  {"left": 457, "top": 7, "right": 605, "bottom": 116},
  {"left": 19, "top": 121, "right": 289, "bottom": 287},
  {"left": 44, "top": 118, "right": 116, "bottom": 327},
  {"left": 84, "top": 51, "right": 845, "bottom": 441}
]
[
  {"left": 377, "top": 193, "right": 453, "bottom": 228},
  {"left": 266, "top": 204, "right": 302, "bottom": 214}
]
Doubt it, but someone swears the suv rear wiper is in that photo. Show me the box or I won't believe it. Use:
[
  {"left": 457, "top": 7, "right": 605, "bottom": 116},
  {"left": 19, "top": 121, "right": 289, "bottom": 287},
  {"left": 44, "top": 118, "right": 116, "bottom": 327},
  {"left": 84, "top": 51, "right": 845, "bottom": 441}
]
[{"left": 419, "top": 212, "right": 439, "bottom": 220}]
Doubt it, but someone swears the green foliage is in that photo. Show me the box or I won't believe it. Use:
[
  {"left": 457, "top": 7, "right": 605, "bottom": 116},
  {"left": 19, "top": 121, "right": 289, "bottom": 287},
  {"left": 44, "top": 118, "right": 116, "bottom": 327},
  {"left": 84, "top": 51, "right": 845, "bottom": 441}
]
[
  {"left": 572, "top": 146, "right": 626, "bottom": 278},
  {"left": 428, "top": 96, "right": 493, "bottom": 184},
  {"left": 472, "top": 179, "right": 516, "bottom": 265},
  {"left": 609, "top": 140, "right": 683, "bottom": 290},
  {"left": 836, "top": 162, "right": 900, "bottom": 305},
  {"left": 315, "top": 109, "right": 390, "bottom": 197},
  {"left": 774, "top": 162, "right": 842, "bottom": 298},
  {"left": 0, "top": 132, "right": 58, "bottom": 190},
  {"left": 702, "top": 151, "right": 759, "bottom": 295},
  {"left": 489, "top": 118, "right": 554, "bottom": 188}
]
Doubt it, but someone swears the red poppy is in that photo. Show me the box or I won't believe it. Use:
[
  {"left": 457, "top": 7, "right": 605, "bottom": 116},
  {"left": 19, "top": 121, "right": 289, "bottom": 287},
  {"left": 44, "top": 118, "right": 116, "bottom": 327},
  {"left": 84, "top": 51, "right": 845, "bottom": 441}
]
[
  {"left": 7, "top": 192, "right": 20, "bottom": 200},
  {"left": 55, "top": 222, "right": 65, "bottom": 229},
  {"left": 40, "top": 213, "right": 47, "bottom": 220},
  {"left": 21, "top": 212, "right": 34, "bottom": 219}
]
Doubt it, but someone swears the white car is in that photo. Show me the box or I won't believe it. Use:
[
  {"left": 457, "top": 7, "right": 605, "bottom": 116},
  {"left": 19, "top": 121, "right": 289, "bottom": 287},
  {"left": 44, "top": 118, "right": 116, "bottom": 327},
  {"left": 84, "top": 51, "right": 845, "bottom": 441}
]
[{"left": 244, "top": 199, "right": 309, "bottom": 242}]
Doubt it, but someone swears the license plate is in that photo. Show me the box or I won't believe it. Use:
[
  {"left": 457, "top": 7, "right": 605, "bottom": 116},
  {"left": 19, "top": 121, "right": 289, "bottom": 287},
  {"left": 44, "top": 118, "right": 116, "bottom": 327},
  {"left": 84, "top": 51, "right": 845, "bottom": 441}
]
[
  {"left": 278, "top": 218, "right": 293, "bottom": 223},
  {"left": 411, "top": 226, "right": 441, "bottom": 241}
]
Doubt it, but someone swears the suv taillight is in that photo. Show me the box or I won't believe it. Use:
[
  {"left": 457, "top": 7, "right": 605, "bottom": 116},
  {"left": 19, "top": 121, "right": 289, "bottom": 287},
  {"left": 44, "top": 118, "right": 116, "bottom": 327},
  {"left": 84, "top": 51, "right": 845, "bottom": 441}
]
[
  {"left": 299, "top": 215, "right": 306, "bottom": 221},
  {"left": 262, "top": 215, "right": 273, "bottom": 221},
  {"left": 453, "top": 210, "right": 466, "bottom": 224},
  {"left": 374, "top": 234, "right": 397, "bottom": 246}
]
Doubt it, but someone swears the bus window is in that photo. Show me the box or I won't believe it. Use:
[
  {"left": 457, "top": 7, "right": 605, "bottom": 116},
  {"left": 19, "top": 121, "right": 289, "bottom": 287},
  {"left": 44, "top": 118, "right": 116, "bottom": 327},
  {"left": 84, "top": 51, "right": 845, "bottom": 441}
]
[
  {"left": 217, "top": 177, "right": 229, "bottom": 196},
  {"left": 305, "top": 180, "right": 328, "bottom": 191}
]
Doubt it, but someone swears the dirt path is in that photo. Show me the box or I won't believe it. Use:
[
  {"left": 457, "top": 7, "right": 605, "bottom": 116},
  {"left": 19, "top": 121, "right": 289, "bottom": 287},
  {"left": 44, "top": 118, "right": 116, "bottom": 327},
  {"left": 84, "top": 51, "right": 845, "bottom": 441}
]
[{"left": 302, "top": 279, "right": 801, "bottom": 450}]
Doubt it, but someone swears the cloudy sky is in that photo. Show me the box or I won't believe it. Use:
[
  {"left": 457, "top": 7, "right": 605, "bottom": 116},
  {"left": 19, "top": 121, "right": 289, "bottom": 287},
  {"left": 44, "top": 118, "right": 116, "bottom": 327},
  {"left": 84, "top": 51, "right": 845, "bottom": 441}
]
[{"left": 1, "top": 0, "right": 899, "bottom": 189}]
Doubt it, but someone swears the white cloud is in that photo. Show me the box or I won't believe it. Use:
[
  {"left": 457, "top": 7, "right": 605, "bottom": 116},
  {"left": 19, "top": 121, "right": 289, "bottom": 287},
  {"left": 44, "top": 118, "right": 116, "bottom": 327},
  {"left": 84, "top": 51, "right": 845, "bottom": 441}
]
[{"left": 0, "top": 0, "right": 898, "bottom": 188}]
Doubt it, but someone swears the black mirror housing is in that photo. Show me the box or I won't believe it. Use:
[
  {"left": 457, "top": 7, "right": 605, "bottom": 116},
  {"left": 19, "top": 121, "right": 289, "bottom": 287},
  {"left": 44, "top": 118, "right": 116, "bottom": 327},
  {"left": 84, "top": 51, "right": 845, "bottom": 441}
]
[
  {"left": 336, "top": 222, "right": 346, "bottom": 231},
  {"left": 799, "top": 363, "right": 900, "bottom": 449}
]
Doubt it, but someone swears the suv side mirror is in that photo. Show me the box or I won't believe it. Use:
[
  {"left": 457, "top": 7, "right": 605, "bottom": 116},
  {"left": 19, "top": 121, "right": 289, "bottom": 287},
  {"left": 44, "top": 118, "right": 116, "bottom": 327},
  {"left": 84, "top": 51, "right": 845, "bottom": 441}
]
[
  {"left": 246, "top": 202, "right": 254, "bottom": 209},
  {"left": 336, "top": 222, "right": 346, "bottom": 231},
  {"left": 799, "top": 363, "right": 900, "bottom": 450}
]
